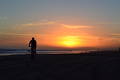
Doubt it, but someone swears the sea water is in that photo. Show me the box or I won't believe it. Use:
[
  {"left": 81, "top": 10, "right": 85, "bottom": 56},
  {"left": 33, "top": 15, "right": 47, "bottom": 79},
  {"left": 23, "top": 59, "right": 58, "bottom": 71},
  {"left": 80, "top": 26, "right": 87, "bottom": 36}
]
[{"left": 0, "top": 49, "right": 91, "bottom": 56}]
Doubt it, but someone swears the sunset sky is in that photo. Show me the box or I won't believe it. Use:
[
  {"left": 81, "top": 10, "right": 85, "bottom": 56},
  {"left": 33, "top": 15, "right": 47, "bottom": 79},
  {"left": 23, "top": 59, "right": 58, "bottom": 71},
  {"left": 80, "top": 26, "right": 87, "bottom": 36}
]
[{"left": 0, "top": 0, "right": 120, "bottom": 50}]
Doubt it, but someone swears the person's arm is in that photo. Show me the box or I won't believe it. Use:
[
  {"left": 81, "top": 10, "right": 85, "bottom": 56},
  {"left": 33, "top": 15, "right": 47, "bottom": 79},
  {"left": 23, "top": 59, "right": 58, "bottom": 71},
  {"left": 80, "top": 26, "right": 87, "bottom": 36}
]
[{"left": 29, "top": 40, "right": 31, "bottom": 47}]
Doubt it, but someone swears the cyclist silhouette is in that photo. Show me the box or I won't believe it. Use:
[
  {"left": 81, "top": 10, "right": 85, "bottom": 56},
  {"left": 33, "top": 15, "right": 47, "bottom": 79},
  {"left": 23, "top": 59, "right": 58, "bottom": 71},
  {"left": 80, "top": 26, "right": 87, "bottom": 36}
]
[{"left": 29, "top": 37, "right": 37, "bottom": 60}]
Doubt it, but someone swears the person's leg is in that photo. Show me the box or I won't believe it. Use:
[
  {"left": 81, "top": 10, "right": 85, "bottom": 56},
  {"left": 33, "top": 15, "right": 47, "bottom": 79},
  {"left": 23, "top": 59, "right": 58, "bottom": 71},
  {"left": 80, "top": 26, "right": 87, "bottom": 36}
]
[
  {"left": 31, "top": 48, "right": 34, "bottom": 54},
  {"left": 33, "top": 48, "right": 36, "bottom": 59},
  {"left": 34, "top": 48, "right": 36, "bottom": 54},
  {"left": 31, "top": 48, "right": 34, "bottom": 60}
]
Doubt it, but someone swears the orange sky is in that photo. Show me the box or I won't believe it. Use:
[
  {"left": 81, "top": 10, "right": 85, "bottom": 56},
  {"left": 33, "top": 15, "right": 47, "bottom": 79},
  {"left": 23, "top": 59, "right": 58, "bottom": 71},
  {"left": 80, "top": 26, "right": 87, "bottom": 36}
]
[
  {"left": 0, "top": 21, "right": 120, "bottom": 50},
  {"left": 0, "top": 0, "right": 120, "bottom": 50}
]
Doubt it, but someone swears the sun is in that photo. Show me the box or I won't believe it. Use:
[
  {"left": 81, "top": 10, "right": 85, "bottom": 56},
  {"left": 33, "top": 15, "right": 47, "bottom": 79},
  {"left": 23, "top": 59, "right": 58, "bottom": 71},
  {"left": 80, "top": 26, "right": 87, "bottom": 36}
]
[
  {"left": 58, "top": 36, "right": 81, "bottom": 47},
  {"left": 62, "top": 40, "right": 78, "bottom": 47}
]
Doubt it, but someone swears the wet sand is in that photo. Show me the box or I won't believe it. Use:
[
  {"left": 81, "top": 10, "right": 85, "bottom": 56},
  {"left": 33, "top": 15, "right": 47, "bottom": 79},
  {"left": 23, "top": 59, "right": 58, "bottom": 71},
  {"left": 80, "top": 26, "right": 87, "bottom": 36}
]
[{"left": 0, "top": 52, "right": 120, "bottom": 80}]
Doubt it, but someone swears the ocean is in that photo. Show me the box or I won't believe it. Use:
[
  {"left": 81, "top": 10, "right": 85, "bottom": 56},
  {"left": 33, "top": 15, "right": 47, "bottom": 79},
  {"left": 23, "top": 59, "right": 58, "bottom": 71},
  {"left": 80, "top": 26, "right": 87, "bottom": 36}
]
[{"left": 0, "top": 49, "right": 91, "bottom": 56}]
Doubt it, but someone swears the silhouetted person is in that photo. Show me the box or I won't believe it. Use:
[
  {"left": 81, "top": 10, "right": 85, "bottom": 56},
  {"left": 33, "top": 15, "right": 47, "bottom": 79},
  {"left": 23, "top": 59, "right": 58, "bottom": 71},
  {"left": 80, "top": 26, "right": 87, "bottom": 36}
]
[{"left": 29, "top": 37, "right": 37, "bottom": 60}]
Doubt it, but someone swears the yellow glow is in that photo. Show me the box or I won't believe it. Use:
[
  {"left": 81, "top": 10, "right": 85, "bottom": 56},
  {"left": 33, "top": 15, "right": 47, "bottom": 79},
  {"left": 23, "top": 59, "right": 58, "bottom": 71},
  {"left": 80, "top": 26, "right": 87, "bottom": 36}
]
[
  {"left": 58, "top": 36, "right": 82, "bottom": 47},
  {"left": 62, "top": 40, "right": 78, "bottom": 47}
]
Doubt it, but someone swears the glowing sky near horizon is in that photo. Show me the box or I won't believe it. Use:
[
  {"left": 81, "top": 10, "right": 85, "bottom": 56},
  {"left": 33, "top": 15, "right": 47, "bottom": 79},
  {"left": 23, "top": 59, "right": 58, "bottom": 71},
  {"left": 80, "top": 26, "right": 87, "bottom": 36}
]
[{"left": 0, "top": 0, "right": 120, "bottom": 49}]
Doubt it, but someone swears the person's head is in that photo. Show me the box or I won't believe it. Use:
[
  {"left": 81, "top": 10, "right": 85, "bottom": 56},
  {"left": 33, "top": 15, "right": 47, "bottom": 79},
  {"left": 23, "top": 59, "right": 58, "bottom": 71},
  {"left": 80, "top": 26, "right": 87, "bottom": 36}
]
[{"left": 32, "top": 37, "right": 35, "bottom": 40}]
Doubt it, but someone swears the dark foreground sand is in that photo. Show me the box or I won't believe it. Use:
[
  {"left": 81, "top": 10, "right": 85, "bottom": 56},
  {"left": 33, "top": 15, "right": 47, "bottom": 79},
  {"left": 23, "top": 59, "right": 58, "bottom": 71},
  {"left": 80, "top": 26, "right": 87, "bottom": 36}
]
[{"left": 0, "top": 51, "right": 120, "bottom": 80}]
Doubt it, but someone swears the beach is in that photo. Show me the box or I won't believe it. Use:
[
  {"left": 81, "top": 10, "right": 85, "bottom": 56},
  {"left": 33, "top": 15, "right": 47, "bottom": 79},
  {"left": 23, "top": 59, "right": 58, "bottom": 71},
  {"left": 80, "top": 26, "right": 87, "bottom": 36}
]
[{"left": 0, "top": 51, "right": 120, "bottom": 80}]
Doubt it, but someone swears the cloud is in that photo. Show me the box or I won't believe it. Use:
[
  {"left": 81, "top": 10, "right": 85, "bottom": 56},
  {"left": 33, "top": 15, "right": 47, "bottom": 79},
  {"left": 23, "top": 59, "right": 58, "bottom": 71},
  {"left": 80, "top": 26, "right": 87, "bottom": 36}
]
[
  {"left": 111, "top": 34, "right": 120, "bottom": 38},
  {"left": 62, "top": 24, "right": 93, "bottom": 29},
  {"left": 21, "top": 21, "right": 93, "bottom": 30},
  {"left": 22, "top": 21, "right": 56, "bottom": 27}
]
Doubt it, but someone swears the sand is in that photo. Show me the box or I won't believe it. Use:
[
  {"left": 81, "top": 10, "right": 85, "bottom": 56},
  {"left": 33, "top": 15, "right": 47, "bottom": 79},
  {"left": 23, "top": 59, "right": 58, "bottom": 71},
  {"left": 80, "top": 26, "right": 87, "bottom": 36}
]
[{"left": 0, "top": 52, "right": 120, "bottom": 80}]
